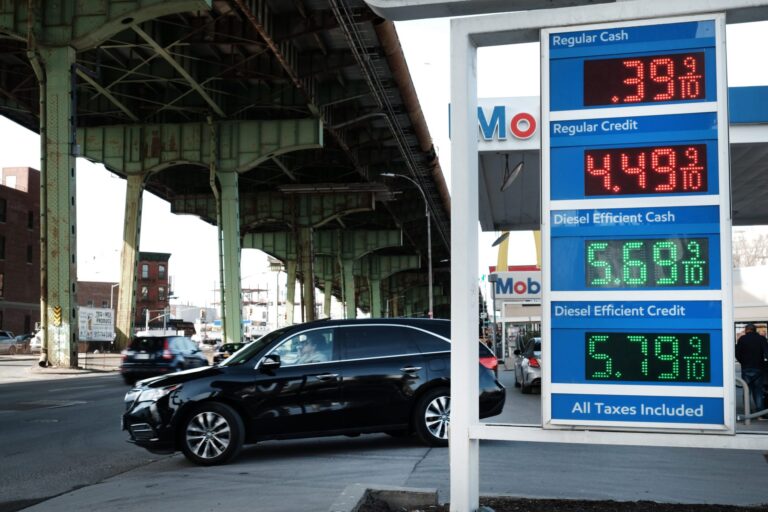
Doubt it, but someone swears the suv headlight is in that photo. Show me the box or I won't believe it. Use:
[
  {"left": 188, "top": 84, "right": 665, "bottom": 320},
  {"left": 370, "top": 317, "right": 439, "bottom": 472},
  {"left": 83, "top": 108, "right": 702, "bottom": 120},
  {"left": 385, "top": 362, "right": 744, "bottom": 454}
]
[{"left": 137, "top": 384, "right": 182, "bottom": 403}]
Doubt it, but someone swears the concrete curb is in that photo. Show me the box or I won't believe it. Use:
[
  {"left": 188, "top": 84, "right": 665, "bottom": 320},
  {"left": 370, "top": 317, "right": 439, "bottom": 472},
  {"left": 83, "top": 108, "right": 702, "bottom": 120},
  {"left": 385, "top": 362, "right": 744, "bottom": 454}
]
[{"left": 328, "top": 484, "right": 438, "bottom": 512}]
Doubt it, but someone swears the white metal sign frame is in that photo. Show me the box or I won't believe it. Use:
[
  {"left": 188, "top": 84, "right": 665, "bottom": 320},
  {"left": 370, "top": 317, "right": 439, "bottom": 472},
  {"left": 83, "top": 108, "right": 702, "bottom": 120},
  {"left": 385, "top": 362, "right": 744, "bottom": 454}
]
[{"left": 449, "top": 1, "right": 768, "bottom": 511}]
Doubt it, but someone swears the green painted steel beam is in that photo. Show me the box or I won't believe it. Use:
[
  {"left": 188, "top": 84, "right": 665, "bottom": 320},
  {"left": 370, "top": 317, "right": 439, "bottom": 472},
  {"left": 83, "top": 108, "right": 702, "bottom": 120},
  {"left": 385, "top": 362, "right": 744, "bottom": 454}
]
[
  {"left": 0, "top": 1, "right": 210, "bottom": 50},
  {"left": 354, "top": 254, "right": 421, "bottom": 280},
  {"left": 314, "top": 230, "right": 402, "bottom": 260},
  {"left": 78, "top": 118, "right": 322, "bottom": 175},
  {"left": 40, "top": 46, "right": 78, "bottom": 367},
  {"left": 242, "top": 232, "right": 296, "bottom": 262}
]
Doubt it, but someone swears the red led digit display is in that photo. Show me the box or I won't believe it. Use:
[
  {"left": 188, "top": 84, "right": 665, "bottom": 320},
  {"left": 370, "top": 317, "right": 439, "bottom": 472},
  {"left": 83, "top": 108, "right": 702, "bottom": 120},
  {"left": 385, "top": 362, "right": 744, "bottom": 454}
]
[
  {"left": 584, "top": 52, "right": 705, "bottom": 106},
  {"left": 584, "top": 144, "right": 707, "bottom": 196}
]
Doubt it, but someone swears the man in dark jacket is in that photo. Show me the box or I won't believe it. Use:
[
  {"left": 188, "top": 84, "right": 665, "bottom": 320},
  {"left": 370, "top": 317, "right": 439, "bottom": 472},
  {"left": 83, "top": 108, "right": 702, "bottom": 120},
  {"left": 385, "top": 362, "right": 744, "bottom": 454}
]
[{"left": 735, "top": 324, "right": 768, "bottom": 415}]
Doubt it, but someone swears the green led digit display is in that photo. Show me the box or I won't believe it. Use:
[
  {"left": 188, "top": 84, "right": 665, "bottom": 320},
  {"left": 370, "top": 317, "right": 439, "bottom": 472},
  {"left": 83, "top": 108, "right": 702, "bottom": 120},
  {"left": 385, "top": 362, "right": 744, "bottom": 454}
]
[
  {"left": 586, "top": 332, "right": 710, "bottom": 382},
  {"left": 585, "top": 238, "right": 708, "bottom": 288}
]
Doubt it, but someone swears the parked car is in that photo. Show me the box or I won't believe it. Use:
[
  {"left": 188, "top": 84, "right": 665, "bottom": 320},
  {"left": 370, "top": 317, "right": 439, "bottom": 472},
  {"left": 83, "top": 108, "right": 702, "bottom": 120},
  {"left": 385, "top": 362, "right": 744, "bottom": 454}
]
[
  {"left": 513, "top": 336, "right": 541, "bottom": 394},
  {"left": 14, "top": 333, "right": 34, "bottom": 354},
  {"left": 29, "top": 331, "right": 43, "bottom": 354},
  {"left": 122, "top": 318, "right": 506, "bottom": 466},
  {"left": 0, "top": 330, "right": 17, "bottom": 355},
  {"left": 212, "top": 342, "right": 246, "bottom": 364},
  {"left": 119, "top": 335, "right": 209, "bottom": 385}
]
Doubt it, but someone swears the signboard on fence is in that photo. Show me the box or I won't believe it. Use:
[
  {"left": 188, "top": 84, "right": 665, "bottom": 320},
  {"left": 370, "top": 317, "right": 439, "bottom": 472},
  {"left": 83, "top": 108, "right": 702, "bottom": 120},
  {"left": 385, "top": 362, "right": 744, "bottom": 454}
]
[{"left": 78, "top": 307, "right": 115, "bottom": 342}]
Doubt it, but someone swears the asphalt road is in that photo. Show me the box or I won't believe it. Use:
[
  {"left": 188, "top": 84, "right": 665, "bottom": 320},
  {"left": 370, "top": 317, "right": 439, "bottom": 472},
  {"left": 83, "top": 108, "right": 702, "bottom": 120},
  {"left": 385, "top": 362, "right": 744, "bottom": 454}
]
[
  {"left": 0, "top": 360, "right": 168, "bottom": 512},
  {"left": 0, "top": 356, "right": 766, "bottom": 512}
]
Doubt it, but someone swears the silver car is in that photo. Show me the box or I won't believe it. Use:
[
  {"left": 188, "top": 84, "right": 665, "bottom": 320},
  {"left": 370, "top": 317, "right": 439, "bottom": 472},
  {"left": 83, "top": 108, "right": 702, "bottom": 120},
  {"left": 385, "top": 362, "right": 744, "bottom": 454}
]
[
  {"left": 513, "top": 337, "right": 541, "bottom": 394},
  {"left": 0, "top": 330, "right": 18, "bottom": 355}
]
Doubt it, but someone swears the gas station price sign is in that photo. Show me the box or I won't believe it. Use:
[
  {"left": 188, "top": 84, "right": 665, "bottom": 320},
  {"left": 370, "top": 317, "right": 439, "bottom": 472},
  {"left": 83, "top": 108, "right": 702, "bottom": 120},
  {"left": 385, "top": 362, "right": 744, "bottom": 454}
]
[
  {"left": 543, "top": 15, "right": 732, "bottom": 433},
  {"left": 583, "top": 52, "right": 705, "bottom": 106},
  {"left": 585, "top": 237, "right": 709, "bottom": 288},
  {"left": 585, "top": 143, "right": 707, "bottom": 196},
  {"left": 585, "top": 332, "right": 710, "bottom": 382}
]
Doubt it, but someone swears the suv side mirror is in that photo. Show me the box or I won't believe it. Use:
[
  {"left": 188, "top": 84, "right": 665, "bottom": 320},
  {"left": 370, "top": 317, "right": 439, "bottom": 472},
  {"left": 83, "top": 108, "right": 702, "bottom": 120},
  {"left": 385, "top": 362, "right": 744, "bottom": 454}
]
[{"left": 260, "top": 353, "right": 281, "bottom": 372}]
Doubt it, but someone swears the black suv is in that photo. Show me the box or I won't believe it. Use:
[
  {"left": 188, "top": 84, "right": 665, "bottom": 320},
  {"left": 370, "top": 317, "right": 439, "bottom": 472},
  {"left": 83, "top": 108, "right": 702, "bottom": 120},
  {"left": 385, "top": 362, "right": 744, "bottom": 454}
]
[
  {"left": 122, "top": 318, "right": 506, "bottom": 465},
  {"left": 120, "top": 335, "right": 209, "bottom": 385}
]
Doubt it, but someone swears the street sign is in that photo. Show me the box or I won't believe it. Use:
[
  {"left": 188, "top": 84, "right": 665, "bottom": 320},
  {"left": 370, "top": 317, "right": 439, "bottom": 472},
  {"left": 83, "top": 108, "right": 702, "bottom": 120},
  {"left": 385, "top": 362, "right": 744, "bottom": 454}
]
[{"left": 542, "top": 15, "right": 733, "bottom": 432}]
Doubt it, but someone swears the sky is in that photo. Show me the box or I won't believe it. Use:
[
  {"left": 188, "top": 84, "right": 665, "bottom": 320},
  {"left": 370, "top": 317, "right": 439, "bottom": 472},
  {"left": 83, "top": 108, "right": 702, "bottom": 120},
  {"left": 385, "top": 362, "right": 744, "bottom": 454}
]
[{"left": 0, "top": 15, "right": 767, "bottom": 307}]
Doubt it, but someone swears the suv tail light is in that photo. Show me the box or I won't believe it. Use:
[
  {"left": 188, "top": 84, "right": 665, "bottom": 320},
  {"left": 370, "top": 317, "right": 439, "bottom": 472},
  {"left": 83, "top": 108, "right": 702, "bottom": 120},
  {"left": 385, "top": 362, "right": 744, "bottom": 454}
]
[
  {"left": 162, "top": 340, "right": 173, "bottom": 360},
  {"left": 528, "top": 356, "right": 540, "bottom": 368},
  {"left": 479, "top": 355, "right": 498, "bottom": 371}
]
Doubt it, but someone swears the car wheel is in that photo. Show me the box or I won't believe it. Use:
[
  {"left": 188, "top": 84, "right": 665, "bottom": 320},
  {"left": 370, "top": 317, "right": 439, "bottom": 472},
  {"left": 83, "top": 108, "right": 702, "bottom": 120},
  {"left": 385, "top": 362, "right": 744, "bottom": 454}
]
[
  {"left": 181, "top": 403, "right": 244, "bottom": 466},
  {"left": 414, "top": 387, "right": 450, "bottom": 447},
  {"left": 8, "top": 345, "right": 16, "bottom": 355},
  {"left": 122, "top": 376, "right": 136, "bottom": 386},
  {"left": 521, "top": 381, "right": 533, "bottom": 394}
]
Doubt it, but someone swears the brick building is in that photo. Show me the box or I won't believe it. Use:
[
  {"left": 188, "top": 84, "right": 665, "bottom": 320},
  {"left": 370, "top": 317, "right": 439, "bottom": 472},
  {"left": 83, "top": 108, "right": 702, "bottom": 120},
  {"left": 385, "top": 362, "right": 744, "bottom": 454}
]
[
  {"left": 136, "top": 252, "right": 172, "bottom": 329},
  {"left": 0, "top": 167, "right": 40, "bottom": 335},
  {"left": 77, "top": 281, "right": 119, "bottom": 310}
]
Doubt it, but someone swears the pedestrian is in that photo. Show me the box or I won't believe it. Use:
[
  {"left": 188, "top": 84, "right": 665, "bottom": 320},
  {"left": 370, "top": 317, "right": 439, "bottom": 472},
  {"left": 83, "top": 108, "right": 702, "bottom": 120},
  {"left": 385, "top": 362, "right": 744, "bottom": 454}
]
[{"left": 735, "top": 323, "right": 768, "bottom": 416}]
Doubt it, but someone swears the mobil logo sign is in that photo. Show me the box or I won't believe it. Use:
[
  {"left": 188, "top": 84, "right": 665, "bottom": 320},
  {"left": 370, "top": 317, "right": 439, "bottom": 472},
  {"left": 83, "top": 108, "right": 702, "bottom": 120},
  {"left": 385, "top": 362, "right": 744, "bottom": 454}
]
[
  {"left": 478, "top": 96, "right": 540, "bottom": 151},
  {"left": 494, "top": 271, "right": 542, "bottom": 300}
]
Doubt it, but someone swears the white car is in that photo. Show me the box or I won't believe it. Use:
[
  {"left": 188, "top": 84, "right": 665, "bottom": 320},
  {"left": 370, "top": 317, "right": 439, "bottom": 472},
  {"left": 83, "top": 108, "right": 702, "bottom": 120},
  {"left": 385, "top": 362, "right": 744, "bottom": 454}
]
[
  {"left": 513, "top": 337, "right": 542, "bottom": 394},
  {"left": 29, "top": 331, "right": 43, "bottom": 354}
]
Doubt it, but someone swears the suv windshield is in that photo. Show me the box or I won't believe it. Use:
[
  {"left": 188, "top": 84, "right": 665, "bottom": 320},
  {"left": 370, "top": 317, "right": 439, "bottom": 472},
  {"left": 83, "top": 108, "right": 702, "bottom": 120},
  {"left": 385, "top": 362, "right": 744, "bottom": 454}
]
[{"left": 221, "top": 327, "right": 290, "bottom": 366}]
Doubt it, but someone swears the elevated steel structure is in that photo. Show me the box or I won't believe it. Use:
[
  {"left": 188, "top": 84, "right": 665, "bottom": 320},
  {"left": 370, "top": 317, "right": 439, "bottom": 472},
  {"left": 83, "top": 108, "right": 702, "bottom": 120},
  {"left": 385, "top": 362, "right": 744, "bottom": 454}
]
[{"left": 0, "top": 0, "right": 451, "bottom": 366}]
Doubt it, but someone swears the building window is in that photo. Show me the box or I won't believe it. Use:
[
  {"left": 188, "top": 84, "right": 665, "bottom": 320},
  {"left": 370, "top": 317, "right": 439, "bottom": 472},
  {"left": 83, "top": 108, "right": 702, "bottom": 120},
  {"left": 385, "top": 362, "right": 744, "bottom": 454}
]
[
  {"left": 26, "top": 245, "right": 33, "bottom": 263},
  {"left": 101, "top": 300, "right": 108, "bottom": 308},
  {"left": 141, "top": 264, "right": 149, "bottom": 279},
  {"left": 158, "top": 287, "right": 165, "bottom": 301},
  {"left": 159, "top": 265, "right": 166, "bottom": 279},
  {"left": 0, "top": 199, "right": 6, "bottom": 222},
  {"left": 0, "top": 273, "right": 4, "bottom": 298},
  {"left": 28, "top": 211, "right": 34, "bottom": 229},
  {"left": 87, "top": 300, "right": 94, "bottom": 307},
  {"left": 0, "top": 236, "right": 5, "bottom": 260},
  {"left": 24, "top": 315, "right": 31, "bottom": 333},
  {"left": 141, "top": 286, "right": 148, "bottom": 300}
]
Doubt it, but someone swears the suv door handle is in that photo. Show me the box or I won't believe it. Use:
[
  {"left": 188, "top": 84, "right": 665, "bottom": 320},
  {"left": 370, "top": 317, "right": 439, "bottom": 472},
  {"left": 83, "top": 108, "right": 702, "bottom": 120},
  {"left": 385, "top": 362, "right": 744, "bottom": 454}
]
[
  {"left": 400, "top": 366, "right": 422, "bottom": 373},
  {"left": 315, "top": 373, "right": 339, "bottom": 381}
]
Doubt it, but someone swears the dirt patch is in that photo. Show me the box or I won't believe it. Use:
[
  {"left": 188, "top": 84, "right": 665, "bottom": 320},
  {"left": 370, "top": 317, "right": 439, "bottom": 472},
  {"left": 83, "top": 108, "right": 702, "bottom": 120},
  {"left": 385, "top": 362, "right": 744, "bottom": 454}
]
[{"left": 360, "top": 496, "right": 768, "bottom": 512}]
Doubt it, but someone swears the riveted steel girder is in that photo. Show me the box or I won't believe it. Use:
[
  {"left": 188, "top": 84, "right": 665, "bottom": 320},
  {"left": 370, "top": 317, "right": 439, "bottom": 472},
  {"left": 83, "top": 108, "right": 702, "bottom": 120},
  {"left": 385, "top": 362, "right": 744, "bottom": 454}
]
[
  {"left": 219, "top": 170, "right": 242, "bottom": 343},
  {"left": 314, "top": 229, "right": 402, "bottom": 259},
  {"left": 354, "top": 254, "right": 420, "bottom": 281},
  {"left": 41, "top": 46, "right": 78, "bottom": 367},
  {"left": 78, "top": 118, "right": 323, "bottom": 175},
  {"left": 114, "top": 174, "right": 145, "bottom": 350},
  {"left": 0, "top": 1, "right": 210, "bottom": 49},
  {"left": 242, "top": 232, "right": 296, "bottom": 261}
]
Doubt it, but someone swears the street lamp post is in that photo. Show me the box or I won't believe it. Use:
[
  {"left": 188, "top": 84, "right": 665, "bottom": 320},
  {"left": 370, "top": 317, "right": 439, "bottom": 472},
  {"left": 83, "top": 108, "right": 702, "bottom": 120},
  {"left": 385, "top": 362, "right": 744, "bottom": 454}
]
[
  {"left": 381, "top": 173, "right": 433, "bottom": 318},
  {"left": 487, "top": 273, "right": 498, "bottom": 358},
  {"left": 110, "top": 283, "right": 119, "bottom": 310}
]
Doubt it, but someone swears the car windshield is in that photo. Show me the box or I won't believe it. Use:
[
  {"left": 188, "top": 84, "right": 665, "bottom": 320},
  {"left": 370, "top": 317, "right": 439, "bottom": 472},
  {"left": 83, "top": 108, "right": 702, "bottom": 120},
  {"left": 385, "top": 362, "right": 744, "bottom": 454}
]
[{"left": 220, "top": 327, "right": 290, "bottom": 366}]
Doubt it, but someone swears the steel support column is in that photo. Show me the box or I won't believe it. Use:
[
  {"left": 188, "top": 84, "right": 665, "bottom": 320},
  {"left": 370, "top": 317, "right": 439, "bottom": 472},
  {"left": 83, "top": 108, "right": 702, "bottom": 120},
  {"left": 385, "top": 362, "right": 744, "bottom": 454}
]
[
  {"left": 218, "top": 170, "right": 242, "bottom": 344},
  {"left": 285, "top": 260, "right": 297, "bottom": 325},
  {"left": 115, "top": 174, "right": 145, "bottom": 349},
  {"left": 40, "top": 46, "right": 77, "bottom": 368},
  {"left": 324, "top": 280, "right": 332, "bottom": 318},
  {"left": 370, "top": 278, "right": 382, "bottom": 318},
  {"left": 342, "top": 258, "right": 355, "bottom": 319},
  {"left": 298, "top": 226, "right": 316, "bottom": 322}
]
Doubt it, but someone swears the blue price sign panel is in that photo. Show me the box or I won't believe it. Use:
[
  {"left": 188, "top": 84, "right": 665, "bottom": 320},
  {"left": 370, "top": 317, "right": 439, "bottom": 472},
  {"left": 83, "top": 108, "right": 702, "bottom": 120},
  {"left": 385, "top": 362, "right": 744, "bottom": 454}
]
[{"left": 542, "top": 15, "right": 734, "bottom": 433}]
